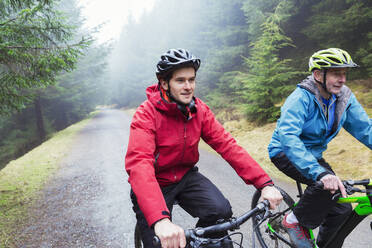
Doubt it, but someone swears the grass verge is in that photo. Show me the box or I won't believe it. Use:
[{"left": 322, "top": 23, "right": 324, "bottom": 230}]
[{"left": 0, "top": 116, "right": 93, "bottom": 247}]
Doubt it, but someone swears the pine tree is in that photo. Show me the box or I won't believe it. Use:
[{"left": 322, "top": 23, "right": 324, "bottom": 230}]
[
  {"left": 240, "top": 1, "right": 304, "bottom": 124},
  {"left": 0, "top": 0, "right": 91, "bottom": 114}
]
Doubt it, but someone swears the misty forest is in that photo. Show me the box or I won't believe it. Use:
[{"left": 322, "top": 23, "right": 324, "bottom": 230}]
[{"left": 1, "top": 0, "right": 372, "bottom": 168}]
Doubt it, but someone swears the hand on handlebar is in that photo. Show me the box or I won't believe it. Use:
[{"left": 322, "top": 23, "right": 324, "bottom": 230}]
[
  {"left": 319, "top": 174, "right": 347, "bottom": 198},
  {"left": 154, "top": 218, "right": 186, "bottom": 248},
  {"left": 261, "top": 185, "right": 283, "bottom": 210}
]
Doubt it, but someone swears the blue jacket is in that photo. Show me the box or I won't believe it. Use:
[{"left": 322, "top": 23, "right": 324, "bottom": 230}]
[{"left": 268, "top": 75, "right": 372, "bottom": 181}]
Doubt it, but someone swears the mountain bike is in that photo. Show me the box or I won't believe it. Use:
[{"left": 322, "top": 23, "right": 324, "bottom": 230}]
[
  {"left": 251, "top": 179, "right": 372, "bottom": 248},
  {"left": 135, "top": 200, "right": 271, "bottom": 248}
]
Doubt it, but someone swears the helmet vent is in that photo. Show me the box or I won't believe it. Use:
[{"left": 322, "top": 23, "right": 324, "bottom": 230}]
[
  {"left": 328, "top": 57, "right": 342, "bottom": 64},
  {"left": 342, "top": 53, "right": 348, "bottom": 62},
  {"left": 317, "top": 61, "right": 328, "bottom": 66},
  {"left": 168, "top": 57, "right": 179, "bottom": 63},
  {"left": 174, "top": 51, "right": 183, "bottom": 59}
]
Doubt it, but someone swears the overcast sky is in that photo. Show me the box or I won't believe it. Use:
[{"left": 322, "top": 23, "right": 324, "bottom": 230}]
[{"left": 78, "top": 0, "right": 156, "bottom": 43}]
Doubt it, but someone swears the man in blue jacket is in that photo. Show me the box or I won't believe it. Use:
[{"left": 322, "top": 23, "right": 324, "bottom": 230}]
[{"left": 268, "top": 48, "right": 372, "bottom": 248}]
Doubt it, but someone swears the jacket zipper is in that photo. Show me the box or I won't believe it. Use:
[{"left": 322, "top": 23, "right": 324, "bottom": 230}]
[
  {"left": 182, "top": 122, "right": 187, "bottom": 160},
  {"left": 154, "top": 152, "right": 159, "bottom": 169},
  {"left": 178, "top": 122, "right": 187, "bottom": 180},
  {"left": 314, "top": 99, "right": 328, "bottom": 144}
]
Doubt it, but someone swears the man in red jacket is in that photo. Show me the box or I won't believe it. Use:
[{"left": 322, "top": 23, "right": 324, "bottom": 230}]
[{"left": 125, "top": 48, "right": 282, "bottom": 248}]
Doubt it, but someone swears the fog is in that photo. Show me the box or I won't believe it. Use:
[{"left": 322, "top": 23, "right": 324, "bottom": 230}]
[{"left": 105, "top": 0, "right": 238, "bottom": 108}]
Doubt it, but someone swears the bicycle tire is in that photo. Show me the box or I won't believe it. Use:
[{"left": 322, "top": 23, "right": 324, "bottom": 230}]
[
  {"left": 251, "top": 186, "right": 295, "bottom": 248},
  {"left": 134, "top": 223, "right": 143, "bottom": 248}
]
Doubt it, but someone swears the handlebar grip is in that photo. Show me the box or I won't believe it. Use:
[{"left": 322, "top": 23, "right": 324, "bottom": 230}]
[
  {"left": 315, "top": 181, "right": 343, "bottom": 200},
  {"left": 315, "top": 181, "right": 324, "bottom": 188},
  {"left": 153, "top": 230, "right": 191, "bottom": 246},
  {"left": 257, "top": 199, "right": 270, "bottom": 209}
]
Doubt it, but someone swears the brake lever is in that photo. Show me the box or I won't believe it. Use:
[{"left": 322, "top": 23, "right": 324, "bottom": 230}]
[
  {"left": 332, "top": 193, "right": 341, "bottom": 201},
  {"left": 332, "top": 182, "right": 362, "bottom": 200},
  {"left": 263, "top": 205, "right": 271, "bottom": 219}
]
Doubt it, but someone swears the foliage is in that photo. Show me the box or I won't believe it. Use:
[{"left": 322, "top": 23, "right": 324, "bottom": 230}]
[
  {"left": 239, "top": 1, "right": 304, "bottom": 123},
  {"left": 0, "top": 0, "right": 91, "bottom": 114},
  {"left": 195, "top": 0, "right": 250, "bottom": 97},
  {"left": 42, "top": 43, "right": 110, "bottom": 130},
  {"left": 0, "top": 0, "right": 109, "bottom": 168},
  {"left": 0, "top": 109, "right": 42, "bottom": 169},
  {"left": 302, "top": 0, "right": 372, "bottom": 78}
]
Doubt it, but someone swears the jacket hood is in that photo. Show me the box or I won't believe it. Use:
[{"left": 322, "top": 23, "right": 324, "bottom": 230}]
[{"left": 298, "top": 75, "right": 323, "bottom": 106}]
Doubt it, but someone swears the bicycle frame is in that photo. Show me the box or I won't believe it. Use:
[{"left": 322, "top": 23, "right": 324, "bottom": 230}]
[{"left": 264, "top": 179, "right": 372, "bottom": 248}]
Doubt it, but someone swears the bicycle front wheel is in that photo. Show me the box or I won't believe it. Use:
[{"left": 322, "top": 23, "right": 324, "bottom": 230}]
[
  {"left": 251, "top": 186, "right": 295, "bottom": 248},
  {"left": 134, "top": 223, "right": 143, "bottom": 248}
]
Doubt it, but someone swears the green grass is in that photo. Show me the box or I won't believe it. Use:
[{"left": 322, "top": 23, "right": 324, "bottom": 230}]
[{"left": 0, "top": 117, "right": 92, "bottom": 247}]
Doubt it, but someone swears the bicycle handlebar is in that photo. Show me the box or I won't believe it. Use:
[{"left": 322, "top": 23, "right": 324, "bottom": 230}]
[
  {"left": 153, "top": 200, "right": 270, "bottom": 247},
  {"left": 315, "top": 179, "right": 371, "bottom": 201}
]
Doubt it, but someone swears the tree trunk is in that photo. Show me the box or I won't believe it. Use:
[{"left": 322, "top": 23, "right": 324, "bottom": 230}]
[
  {"left": 34, "top": 96, "right": 46, "bottom": 142},
  {"left": 56, "top": 104, "right": 68, "bottom": 130}
]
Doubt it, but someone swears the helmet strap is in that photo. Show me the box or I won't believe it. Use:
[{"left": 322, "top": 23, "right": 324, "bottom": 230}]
[
  {"left": 160, "top": 80, "right": 187, "bottom": 106},
  {"left": 322, "top": 69, "right": 328, "bottom": 92},
  {"left": 165, "top": 81, "right": 176, "bottom": 102}
]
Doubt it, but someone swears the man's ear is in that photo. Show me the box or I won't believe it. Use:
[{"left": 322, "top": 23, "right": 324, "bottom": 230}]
[
  {"left": 159, "top": 79, "right": 168, "bottom": 91},
  {"left": 313, "top": 70, "right": 323, "bottom": 83}
]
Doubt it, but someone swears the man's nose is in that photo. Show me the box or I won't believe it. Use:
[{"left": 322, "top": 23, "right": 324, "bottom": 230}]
[
  {"left": 184, "top": 80, "right": 192, "bottom": 88},
  {"left": 340, "top": 74, "right": 346, "bottom": 83}
]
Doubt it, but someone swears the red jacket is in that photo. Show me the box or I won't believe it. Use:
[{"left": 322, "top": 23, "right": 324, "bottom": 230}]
[{"left": 125, "top": 84, "right": 273, "bottom": 227}]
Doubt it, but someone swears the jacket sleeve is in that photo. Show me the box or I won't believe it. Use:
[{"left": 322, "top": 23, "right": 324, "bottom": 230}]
[
  {"left": 125, "top": 104, "right": 170, "bottom": 227},
  {"left": 343, "top": 93, "right": 372, "bottom": 149},
  {"left": 200, "top": 103, "right": 273, "bottom": 189},
  {"left": 277, "top": 89, "right": 328, "bottom": 181}
]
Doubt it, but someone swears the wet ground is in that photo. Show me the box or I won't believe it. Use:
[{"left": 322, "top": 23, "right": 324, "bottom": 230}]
[{"left": 13, "top": 109, "right": 371, "bottom": 247}]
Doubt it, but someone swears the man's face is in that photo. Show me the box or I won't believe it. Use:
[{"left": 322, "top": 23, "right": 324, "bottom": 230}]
[
  {"left": 315, "top": 68, "right": 347, "bottom": 95},
  {"left": 161, "top": 67, "right": 196, "bottom": 104}
]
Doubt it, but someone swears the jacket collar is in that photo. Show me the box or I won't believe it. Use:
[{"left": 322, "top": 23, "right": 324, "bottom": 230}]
[
  {"left": 298, "top": 75, "right": 326, "bottom": 107},
  {"left": 297, "top": 75, "right": 352, "bottom": 132},
  {"left": 146, "top": 84, "right": 197, "bottom": 118}
]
